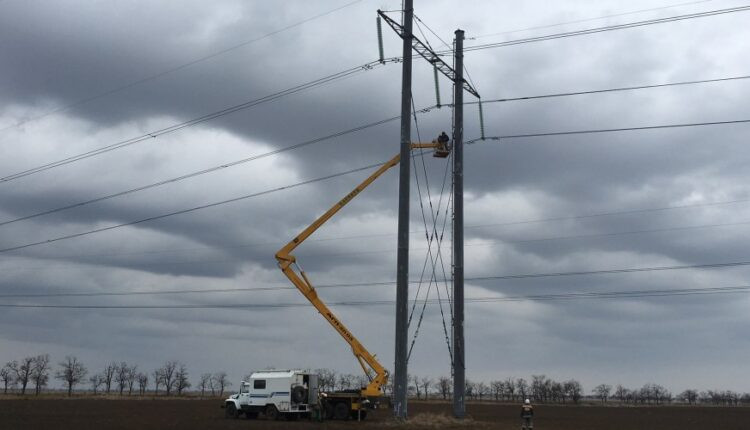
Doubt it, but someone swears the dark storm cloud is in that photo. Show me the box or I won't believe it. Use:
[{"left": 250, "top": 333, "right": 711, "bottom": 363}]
[{"left": 2, "top": 0, "right": 750, "bottom": 393}]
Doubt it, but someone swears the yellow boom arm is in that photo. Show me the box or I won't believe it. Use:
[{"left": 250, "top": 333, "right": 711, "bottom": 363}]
[{"left": 275, "top": 141, "right": 446, "bottom": 397}]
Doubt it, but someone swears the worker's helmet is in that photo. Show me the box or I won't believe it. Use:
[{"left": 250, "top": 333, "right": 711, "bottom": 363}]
[{"left": 524, "top": 399, "right": 531, "bottom": 405}]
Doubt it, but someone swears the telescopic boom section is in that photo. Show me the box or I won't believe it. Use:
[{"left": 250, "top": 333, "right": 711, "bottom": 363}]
[{"left": 275, "top": 140, "right": 448, "bottom": 398}]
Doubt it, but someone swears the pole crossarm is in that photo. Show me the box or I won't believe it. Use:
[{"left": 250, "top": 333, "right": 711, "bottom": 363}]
[{"left": 377, "top": 10, "right": 481, "bottom": 99}]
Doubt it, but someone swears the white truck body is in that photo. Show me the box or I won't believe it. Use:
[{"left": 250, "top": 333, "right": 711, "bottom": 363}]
[{"left": 224, "top": 370, "right": 318, "bottom": 418}]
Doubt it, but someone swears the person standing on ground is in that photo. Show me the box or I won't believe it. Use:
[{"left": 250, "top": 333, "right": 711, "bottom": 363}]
[{"left": 520, "top": 398, "right": 534, "bottom": 430}]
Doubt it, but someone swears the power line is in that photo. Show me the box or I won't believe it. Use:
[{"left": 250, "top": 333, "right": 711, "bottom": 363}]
[
  {"left": 0, "top": 114, "right": 403, "bottom": 227},
  {"left": 0, "top": 162, "right": 385, "bottom": 254},
  {"left": 8, "top": 258, "right": 750, "bottom": 298},
  {"left": 465, "top": 74, "right": 750, "bottom": 105},
  {"left": 468, "top": 118, "right": 750, "bottom": 143},
  {"left": 446, "top": 5, "right": 750, "bottom": 54},
  {"left": 5, "top": 185, "right": 747, "bottom": 265},
  {"left": 306, "top": 218, "right": 750, "bottom": 259},
  {"left": 470, "top": 0, "right": 715, "bottom": 40},
  {"left": 1, "top": 285, "right": 748, "bottom": 309},
  {"left": 0, "top": 58, "right": 400, "bottom": 184},
  {"left": 0, "top": 0, "right": 364, "bottom": 134},
  {"left": 6, "top": 191, "right": 750, "bottom": 263},
  {"left": 3, "top": 72, "right": 746, "bottom": 227}
]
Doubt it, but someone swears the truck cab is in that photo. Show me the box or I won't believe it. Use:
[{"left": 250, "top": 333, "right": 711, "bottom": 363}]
[{"left": 224, "top": 370, "right": 318, "bottom": 420}]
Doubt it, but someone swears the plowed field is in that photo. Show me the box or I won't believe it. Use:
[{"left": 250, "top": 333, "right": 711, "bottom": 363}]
[{"left": 1, "top": 398, "right": 748, "bottom": 429}]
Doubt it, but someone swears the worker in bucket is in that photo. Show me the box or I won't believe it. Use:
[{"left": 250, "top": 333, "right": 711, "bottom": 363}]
[{"left": 520, "top": 398, "right": 534, "bottom": 430}]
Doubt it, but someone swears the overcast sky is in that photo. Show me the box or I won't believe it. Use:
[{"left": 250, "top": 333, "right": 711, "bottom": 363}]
[{"left": 1, "top": 0, "right": 750, "bottom": 395}]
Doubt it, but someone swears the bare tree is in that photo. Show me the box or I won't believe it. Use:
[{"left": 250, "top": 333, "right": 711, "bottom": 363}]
[
  {"left": 162, "top": 361, "right": 178, "bottom": 396},
  {"left": 679, "top": 389, "right": 700, "bottom": 405},
  {"left": 152, "top": 368, "right": 164, "bottom": 395},
  {"left": 593, "top": 384, "right": 612, "bottom": 403},
  {"left": 103, "top": 362, "right": 117, "bottom": 394},
  {"left": 337, "top": 373, "right": 354, "bottom": 391},
  {"left": 212, "top": 371, "right": 231, "bottom": 397},
  {"left": 199, "top": 373, "right": 212, "bottom": 397},
  {"left": 115, "top": 362, "right": 129, "bottom": 395},
  {"left": 551, "top": 381, "right": 564, "bottom": 403},
  {"left": 31, "top": 355, "right": 51, "bottom": 395},
  {"left": 490, "top": 380, "right": 503, "bottom": 401},
  {"left": 516, "top": 378, "right": 528, "bottom": 401},
  {"left": 420, "top": 377, "right": 432, "bottom": 400},
  {"left": 437, "top": 376, "right": 451, "bottom": 400},
  {"left": 1, "top": 363, "right": 16, "bottom": 394},
  {"left": 126, "top": 365, "right": 138, "bottom": 395},
  {"left": 465, "top": 380, "right": 476, "bottom": 401},
  {"left": 411, "top": 374, "right": 421, "bottom": 400},
  {"left": 174, "top": 364, "right": 190, "bottom": 395},
  {"left": 477, "top": 382, "right": 489, "bottom": 402},
  {"left": 504, "top": 377, "right": 516, "bottom": 402},
  {"left": 89, "top": 374, "right": 103, "bottom": 395},
  {"left": 315, "top": 368, "right": 336, "bottom": 392},
  {"left": 615, "top": 384, "right": 629, "bottom": 403},
  {"left": 137, "top": 373, "right": 149, "bottom": 395},
  {"left": 564, "top": 379, "right": 583, "bottom": 404},
  {"left": 8, "top": 357, "right": 34, "bottom": 395},
  {"left": 55, "top": 356, "right": 87, "bottom": 397},
  {"left": 531, "top": 375, "right": 546, "bottom": 402}
]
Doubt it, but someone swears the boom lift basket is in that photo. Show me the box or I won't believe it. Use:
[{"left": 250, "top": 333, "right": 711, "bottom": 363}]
[{"left": 433, "top": 131, "right": 451, "bottom": 158}]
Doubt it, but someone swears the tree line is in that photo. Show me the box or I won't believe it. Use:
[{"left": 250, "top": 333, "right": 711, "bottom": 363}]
[
  {"left": 1, "top": 355, "right": 231, "bottom": 397},
  {"left": 3, "top": 356, "right": 748, "bottom": 405},
  {"left": 315, "top": 368, "right": 750, "bottom": 406}
]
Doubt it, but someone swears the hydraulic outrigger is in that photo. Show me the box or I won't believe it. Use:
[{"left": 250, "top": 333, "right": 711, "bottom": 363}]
[{"left": 275, "top": 133, "right": 451, "bottom": 399}]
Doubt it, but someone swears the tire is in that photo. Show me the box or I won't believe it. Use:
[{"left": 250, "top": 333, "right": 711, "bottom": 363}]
[
  {"left": 333, "top": 402, "right": 350, "bottom": 420},
  {"left": 225, "top": 403, "right": 239, "bottom": 419},
  {"left": 324, "top": 402, "right": 335, "bottom": 420},
  {"left": 291, "top": 385, "right": 307, "bottom": 404},
  {"left": 265, "top": 404, "right": 279, "bottom": 421}
]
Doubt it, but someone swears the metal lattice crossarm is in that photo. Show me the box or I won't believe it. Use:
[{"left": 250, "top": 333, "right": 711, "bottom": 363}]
[{"left": 378, "top": 10, "right": 480, "bottom": 99}]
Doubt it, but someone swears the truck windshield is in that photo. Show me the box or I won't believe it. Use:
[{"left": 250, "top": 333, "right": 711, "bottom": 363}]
[{"left": 240, "top": 383, "right": 249, "bottom": 394}]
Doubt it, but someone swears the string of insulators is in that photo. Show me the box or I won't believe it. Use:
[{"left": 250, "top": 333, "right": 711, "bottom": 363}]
[
  {"left": 376, "top": 16, "right": 385, "bottom": 64},
  {"left": 478, "top": 99, "right": 486, "bottom": 140},
  {"left": 433, "top": 63, "right": 441, "bottom": 107}
]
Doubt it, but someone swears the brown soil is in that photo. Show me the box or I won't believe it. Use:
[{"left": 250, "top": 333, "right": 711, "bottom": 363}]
[{"left": 0, "top": 398, "right": 748, "bottom": 430}]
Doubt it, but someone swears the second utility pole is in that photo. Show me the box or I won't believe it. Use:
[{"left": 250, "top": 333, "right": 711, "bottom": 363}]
[
  {"left": 452, "top": 28, "right": 466, "bottom": 419},
  {"left": 393, "top": 0, "right": 413, "bottom": 420}
]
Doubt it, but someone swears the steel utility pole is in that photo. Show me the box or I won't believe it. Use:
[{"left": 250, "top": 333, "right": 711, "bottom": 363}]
[
  {"left": 393, "top": 0, "right": 414, "bottom": 420},
  {"left": 452, "top": 29, "right": 466, "bottom": 419}
]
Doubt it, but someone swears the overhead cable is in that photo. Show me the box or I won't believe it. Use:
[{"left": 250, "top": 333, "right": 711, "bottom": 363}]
[
  {"left": 0, "top": 0, "right": 364, "bottom": 134},
  {"left": 0, "top": 58, "right": 400, "bottom": 184},
  {"left": 0, "top": 162, "right": 384, "bottom": 254},
  {"left": 470, "top": 0, "right": 715, "bottom": 40},
  {"left": 0, "top": 115, "right": 403, "bottom": 227},
  {"left": 8, "top": 259, "right": 750, "bottom": 298},
  {"left": 3, "top": 73, "right": 747, "bottom": 227},
  {"left": 441, "top": 5, "right": 750, "bottom": 54},
  {"left": 1, "top": 285, "right": 748, "bottom": 309},
  {"left": 468, "top": 118, "right": 750, "bottom": 144}
]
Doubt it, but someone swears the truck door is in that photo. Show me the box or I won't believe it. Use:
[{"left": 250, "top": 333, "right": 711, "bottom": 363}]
[{"left": 238, "top": 382, "right": 250, "bottom": 407}]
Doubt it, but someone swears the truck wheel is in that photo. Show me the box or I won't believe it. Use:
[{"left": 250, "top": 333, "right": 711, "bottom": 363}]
[
  {"left": 225, "top": 403, "right": 238, "bottom": 419},
  {"left": 291, "top": 385, "right": 307, "bottom": 404},
  {"left": 324, "top": 402, "right": 335, "bottom": 420},
  {"left": 333, "top": 402, "right": 350, "bottom": 420},
  {"left": 265, "top": 405, "right": 279, "bottom": 420}
]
